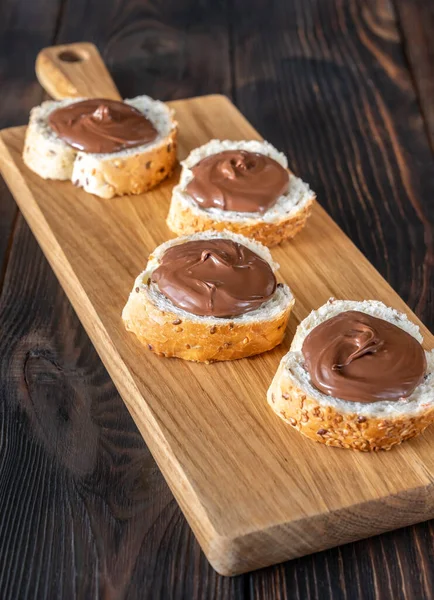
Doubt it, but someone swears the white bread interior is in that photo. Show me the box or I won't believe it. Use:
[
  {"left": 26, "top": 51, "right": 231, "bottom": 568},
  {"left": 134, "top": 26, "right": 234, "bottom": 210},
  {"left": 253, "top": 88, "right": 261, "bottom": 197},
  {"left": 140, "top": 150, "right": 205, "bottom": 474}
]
[
  {"left": 167, "top": 139, "right": 315, "bottom": 246},
  {"left": 23, "top": 95, "right": 177, "bottom": 198},
  {"left": 268, "top": 298, "right": 434, "bottom": 451},
  {"left": 122, "top": 230, "right": 295, "bottom": 362}
]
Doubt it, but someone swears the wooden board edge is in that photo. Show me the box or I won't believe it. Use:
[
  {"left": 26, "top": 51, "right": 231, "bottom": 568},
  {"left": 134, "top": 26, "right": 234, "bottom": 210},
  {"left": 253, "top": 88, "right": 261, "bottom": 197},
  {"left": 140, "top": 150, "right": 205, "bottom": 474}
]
[
  {"left": 170, "top": 93, "right": 234, "bottom": 107},
  {"left": 209, "top": 481, "right": 434, "bottom": 575}
]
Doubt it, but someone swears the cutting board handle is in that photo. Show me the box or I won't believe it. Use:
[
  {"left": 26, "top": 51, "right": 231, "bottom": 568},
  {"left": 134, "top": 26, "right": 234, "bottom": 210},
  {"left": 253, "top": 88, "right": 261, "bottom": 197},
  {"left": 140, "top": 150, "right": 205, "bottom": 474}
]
[{"left": 35, "top": 42, "right": 122, "bottom": 100}]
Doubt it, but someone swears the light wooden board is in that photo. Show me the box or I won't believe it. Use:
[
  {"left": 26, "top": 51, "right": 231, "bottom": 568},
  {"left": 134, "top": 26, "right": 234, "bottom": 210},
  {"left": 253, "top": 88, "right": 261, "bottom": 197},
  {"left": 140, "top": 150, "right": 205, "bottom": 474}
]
[{"left": 1, "top": 46, "right": 434, "bottom": 577}]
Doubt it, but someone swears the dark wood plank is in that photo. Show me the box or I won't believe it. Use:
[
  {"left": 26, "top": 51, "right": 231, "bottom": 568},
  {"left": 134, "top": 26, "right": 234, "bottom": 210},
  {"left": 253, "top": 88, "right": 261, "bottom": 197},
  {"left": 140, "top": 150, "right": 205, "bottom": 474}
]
[
  {"left": 55, "top": 0, "right": 232, "bottom": 100},
  {"left": 0, "top": 181, "right": 18, "bottom": 292},
  {"left": 0, "top": 0, "right": 61, "bottom": 129},
  {"left": 229, "top": 0, "right": 434, "bottom": 598},
  {"left": 231, "top": 0, "right": 434, "bottom": 330},
  {"left": 0, "top": 0, "right": 245, "bottom": 598},
  {"left": 394, "top": 0, "right": 434, "bottom": 152},
  {"left": 249, "top": 524, "right": 434, "bottom": 600},
  {"left": 0, "top": 0, "right": 62, "bottom": 288}
]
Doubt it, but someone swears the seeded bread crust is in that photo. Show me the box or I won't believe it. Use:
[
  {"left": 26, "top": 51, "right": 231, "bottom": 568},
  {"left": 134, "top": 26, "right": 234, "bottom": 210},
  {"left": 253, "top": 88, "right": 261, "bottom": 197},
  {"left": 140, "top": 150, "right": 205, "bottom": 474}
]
[
  {"left": 167, "top": 189, "right": 314, "bottom": 247},
  {"left": 267, "top": 299, "right": 434, "bottom": 451},
  {"left": 122, "top": 231, "right": 295, "bottom": 362},
  {"left": 23, "top": 95, "right": 178, "bottom": 199},
  {"left": 71, "top": 128, "right": 177, "bottom": 198},
  {"left": 166, "top": 140, "right": 315, "bottom": 247}
]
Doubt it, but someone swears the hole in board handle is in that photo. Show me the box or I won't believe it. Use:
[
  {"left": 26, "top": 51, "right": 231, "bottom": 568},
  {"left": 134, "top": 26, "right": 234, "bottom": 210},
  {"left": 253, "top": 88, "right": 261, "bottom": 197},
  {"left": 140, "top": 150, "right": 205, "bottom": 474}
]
[{"left": 58, "top": 50, "right": 83, "bottom": 63}]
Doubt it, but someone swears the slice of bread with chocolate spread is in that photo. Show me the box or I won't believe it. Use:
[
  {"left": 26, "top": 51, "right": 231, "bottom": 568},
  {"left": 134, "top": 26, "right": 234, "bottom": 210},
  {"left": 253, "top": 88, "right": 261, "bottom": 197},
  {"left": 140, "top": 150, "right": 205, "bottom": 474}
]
[
  {"left": 167, "top": 140, "right": 315, "bottom": 247},
  {"left": 268, "top": 298, "right": 434, "bottom": 451},
  {"left": 122, "top": 230, "right": 295, "bottom": 362},
  {"left": 23, "top": 95, "right": 177, "bottom": 198}
]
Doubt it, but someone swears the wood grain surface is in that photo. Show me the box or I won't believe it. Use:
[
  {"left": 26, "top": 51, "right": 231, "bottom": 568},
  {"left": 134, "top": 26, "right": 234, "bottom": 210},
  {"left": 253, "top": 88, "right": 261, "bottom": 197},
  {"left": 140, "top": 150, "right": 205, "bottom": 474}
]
[
  {"left": 0, "top": 0, "right": 433, "bottom": 597},
  {"left": 395, "top": 0, "right": 434, "bottom": 153}
]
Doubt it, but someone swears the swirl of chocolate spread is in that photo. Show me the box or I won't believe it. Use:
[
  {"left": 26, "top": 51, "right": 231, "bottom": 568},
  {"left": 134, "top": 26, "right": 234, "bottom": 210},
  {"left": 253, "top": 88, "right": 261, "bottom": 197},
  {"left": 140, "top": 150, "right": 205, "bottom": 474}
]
[
  {"left": 302, "top": 311, "right": 426, "bottom": 403},
  {"left": 151, "top": 238, "right": 277, "bottom": 318},
  {"left": 48, "top": 99, "right": 158, "bottom": 153},
  {"left": 185, "top": 150, "right": 290, "bottom": 214}
]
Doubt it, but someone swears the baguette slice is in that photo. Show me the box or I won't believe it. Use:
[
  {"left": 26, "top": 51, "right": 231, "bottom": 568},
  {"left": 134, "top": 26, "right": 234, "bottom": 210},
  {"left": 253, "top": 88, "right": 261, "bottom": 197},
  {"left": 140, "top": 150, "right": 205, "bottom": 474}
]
[
  {"left": 166, "top": 140, "right": 315, "bottom": 247},
  {"left": 268, "top": 299, "right": 434, "bottom": 451},
  {"left": 122, "top": 230, "right": 295, "bottom": 362},
  {"left": 23, "top": 95, "right": 177, "bottom": 199}
]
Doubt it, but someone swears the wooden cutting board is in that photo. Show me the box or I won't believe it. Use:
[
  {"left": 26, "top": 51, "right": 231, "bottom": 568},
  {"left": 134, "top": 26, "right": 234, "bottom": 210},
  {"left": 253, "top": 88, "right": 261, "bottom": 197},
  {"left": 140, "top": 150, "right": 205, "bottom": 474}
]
[{"left": 1, "top": 43, "right": 434, "bottom": 576}]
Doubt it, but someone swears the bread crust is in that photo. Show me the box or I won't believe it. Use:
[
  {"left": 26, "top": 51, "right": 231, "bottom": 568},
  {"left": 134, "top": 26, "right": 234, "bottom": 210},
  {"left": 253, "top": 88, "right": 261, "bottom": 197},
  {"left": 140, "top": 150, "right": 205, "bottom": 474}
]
[
  {"left": 166, "top": 190, "right": 314, "bottom": 247},
  {"left": 122, "top": 230, "right": 295, "bottom": 362},
  {"left": 123, "top": 286, "right": 294, "bottom": 362},
  {"left": 268, "top": 361, "right": 434, "bottom": 451},
  {"left": 22, "top": 96, "right": 178, "bottom": 198},
  {"left": 267, "top": 299, "right": 434, "bottom": 451},
  {"left": 72, "top": 128, "right": 178, "bottom": 198}
]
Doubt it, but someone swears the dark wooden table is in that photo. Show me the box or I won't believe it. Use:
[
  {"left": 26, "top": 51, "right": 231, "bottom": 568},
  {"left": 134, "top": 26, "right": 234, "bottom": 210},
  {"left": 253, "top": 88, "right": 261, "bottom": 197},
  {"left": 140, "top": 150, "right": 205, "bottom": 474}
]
[{"left": 1, "top": 0, "right": 433, "bottom": 598}]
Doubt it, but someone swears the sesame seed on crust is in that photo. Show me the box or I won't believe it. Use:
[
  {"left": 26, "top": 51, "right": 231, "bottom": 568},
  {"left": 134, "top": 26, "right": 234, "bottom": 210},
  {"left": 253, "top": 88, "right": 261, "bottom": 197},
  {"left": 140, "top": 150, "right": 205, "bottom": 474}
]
[{"left": 267, "top": 372, "right": 434, "bottom": 452}]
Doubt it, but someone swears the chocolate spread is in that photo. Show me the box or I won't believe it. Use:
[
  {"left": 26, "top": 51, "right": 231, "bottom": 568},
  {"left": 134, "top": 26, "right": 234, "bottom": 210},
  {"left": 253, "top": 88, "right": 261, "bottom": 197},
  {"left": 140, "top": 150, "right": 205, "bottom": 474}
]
[
  {"left": 185, "top": 150, "right": 289, "bottom": 213},
  {"left": 151, "top": 238, "right": 277, "bottom": 318},
  {"left": 302, "top": 311, "right": 426, "bottom": 403},
  {"left": 48, "top": 99, "right": 158, "bottom": 153}
]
